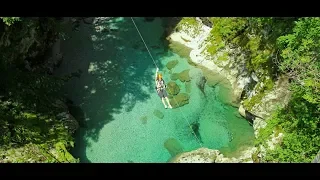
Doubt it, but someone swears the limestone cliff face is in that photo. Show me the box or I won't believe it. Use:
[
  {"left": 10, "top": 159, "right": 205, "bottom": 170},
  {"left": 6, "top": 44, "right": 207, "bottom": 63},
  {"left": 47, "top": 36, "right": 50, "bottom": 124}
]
[
  {"left": 166, "top": 17, "right": 290, "bottom": 162},
  {"left": 0, "top": 18, "right": 79, "bottom": 163}
]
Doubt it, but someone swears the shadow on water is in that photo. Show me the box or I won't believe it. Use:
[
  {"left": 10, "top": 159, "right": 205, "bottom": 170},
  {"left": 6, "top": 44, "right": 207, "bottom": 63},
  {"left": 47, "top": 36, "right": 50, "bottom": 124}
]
[
  {"left": 56, "top": 17, "right": 182, "bottom": 162},
  {"left": 160, "top": 17, "right": 182, "bottom": 49}
]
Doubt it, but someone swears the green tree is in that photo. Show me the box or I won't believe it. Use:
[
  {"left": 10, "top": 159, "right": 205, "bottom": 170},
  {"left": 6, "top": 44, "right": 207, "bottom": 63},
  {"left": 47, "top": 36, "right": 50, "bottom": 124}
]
[
  {"left": 0, "top": 17, "right": 21, "bottom": 26},
  {"left": 277, "top": 17, "right": 320, "bottom": 106},
  {"left": 257, "top": 17, "right": 320, "bottom": 162},
  {"left": 204, "top": 17, "right": 319, "bottom": 162},
  {"left": 0, "top": 17, "right": 77, "bottom": 163}
]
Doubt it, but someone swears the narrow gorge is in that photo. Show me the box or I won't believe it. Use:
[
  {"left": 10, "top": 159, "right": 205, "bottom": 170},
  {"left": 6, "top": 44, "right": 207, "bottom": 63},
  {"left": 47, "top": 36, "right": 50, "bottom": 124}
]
[{"left": 0, "top": 17, "right": 319, "bottom": 163}]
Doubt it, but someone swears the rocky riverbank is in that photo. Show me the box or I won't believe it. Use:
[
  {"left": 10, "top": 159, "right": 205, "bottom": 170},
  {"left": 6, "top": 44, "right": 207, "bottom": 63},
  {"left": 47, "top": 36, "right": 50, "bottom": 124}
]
[{"left": 166, "top": 17, "right": 291, "bottom": 162}]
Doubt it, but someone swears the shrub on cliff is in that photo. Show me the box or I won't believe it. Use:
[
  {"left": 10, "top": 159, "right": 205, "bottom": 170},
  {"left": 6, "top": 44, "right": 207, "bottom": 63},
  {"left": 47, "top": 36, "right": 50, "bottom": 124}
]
[{"left": 0, "top": 17, "right": 21, "bottom": 26}]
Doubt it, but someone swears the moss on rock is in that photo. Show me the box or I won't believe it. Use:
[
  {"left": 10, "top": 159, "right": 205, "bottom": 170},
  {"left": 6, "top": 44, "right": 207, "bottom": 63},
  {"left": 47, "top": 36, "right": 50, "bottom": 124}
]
[{"left": 0, "top": 142, "right": 78, "bottom": 163}]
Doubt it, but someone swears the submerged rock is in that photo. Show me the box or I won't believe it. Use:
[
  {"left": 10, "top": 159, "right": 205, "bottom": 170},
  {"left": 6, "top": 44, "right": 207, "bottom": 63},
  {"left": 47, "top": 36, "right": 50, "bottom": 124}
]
[
  {"left": 178, "top": 69, "right": 191, "bottom": 82},
  {"left": 189, "top": 68, "right": 203, "bottom": 80},
  {"left": 189, "top": 68, "right": 205, "bottom": 94},
  {"left": 170, "top": 73, "right": 179, "bottom": 81},
  {"left": 203, "top": 71, "right": 224, "bottom": 87},
  {"left": 185, "top": 82, "right": 191, "bottom": 93},
  {"left": 166, "top": 60, "right": 179, "bottom": 70},
  {"left": 153, "top": 110, "right": 164, "bottom": 119},
  {"left": 164, "top": 138, "right": 184, "bottom": 157},
  {"left": 167, "top": 81, "right": 180, "bottom": 96},
  {"left": 190, "top": 121, "right": 201, "bottom": 140},
  {"left": 168, "top": 39, "right": 192, "bottom": 58},
  {"left": 169, "top": 93, "right": 190, "bottom": 108},
  {"left": 140, "top": 116, "right": 148, "bottom": 125},
  {"left": 197, "top": 76, "right": 207, "bottom": 95}
]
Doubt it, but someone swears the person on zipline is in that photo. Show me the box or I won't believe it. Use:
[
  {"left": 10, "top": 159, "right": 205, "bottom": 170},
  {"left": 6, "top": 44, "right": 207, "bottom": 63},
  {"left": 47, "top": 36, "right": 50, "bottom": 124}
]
[{"left": 155, "top": 68, "right": 172, "bottom": 109}]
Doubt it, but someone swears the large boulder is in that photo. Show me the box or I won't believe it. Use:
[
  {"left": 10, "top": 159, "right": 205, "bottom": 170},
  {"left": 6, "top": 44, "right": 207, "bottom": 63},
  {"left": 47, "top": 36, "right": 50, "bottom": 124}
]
[
  {"left": 169, "top": 93, "right": 190, "bottom": 108},
  {"left": 178, "top": 69, "right": 191, "bottom": 82},
  {"left": 164, "top": 138, "right": 184, "bottom": 157},
  {"left": 167, "top": 81, "right": 180, "bottom": 96},
  {"left": 166, "top": 60, "right": 179, "bottom": 70}
]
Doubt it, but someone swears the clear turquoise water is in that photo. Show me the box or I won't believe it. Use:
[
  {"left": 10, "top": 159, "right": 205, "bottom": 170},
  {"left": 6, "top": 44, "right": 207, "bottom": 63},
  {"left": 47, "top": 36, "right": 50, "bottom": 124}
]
[{"left": 54, "top": 17, "right": 255, "bottom": 163}]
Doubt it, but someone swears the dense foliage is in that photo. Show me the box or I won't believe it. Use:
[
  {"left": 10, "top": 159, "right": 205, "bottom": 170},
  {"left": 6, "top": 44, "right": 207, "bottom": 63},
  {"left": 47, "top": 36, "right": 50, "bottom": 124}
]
[
  {"left": 203, "top": 17, "right": 319, "bottom": 162},
  {"left": 0, "top": 17, "right": 77, "bottom": 162},
  {"left": 176, "top": 17, "right": 202, "bottom": 38},
  {"left": 0, "top": 17, "right": 21, "bottom": 26}
]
